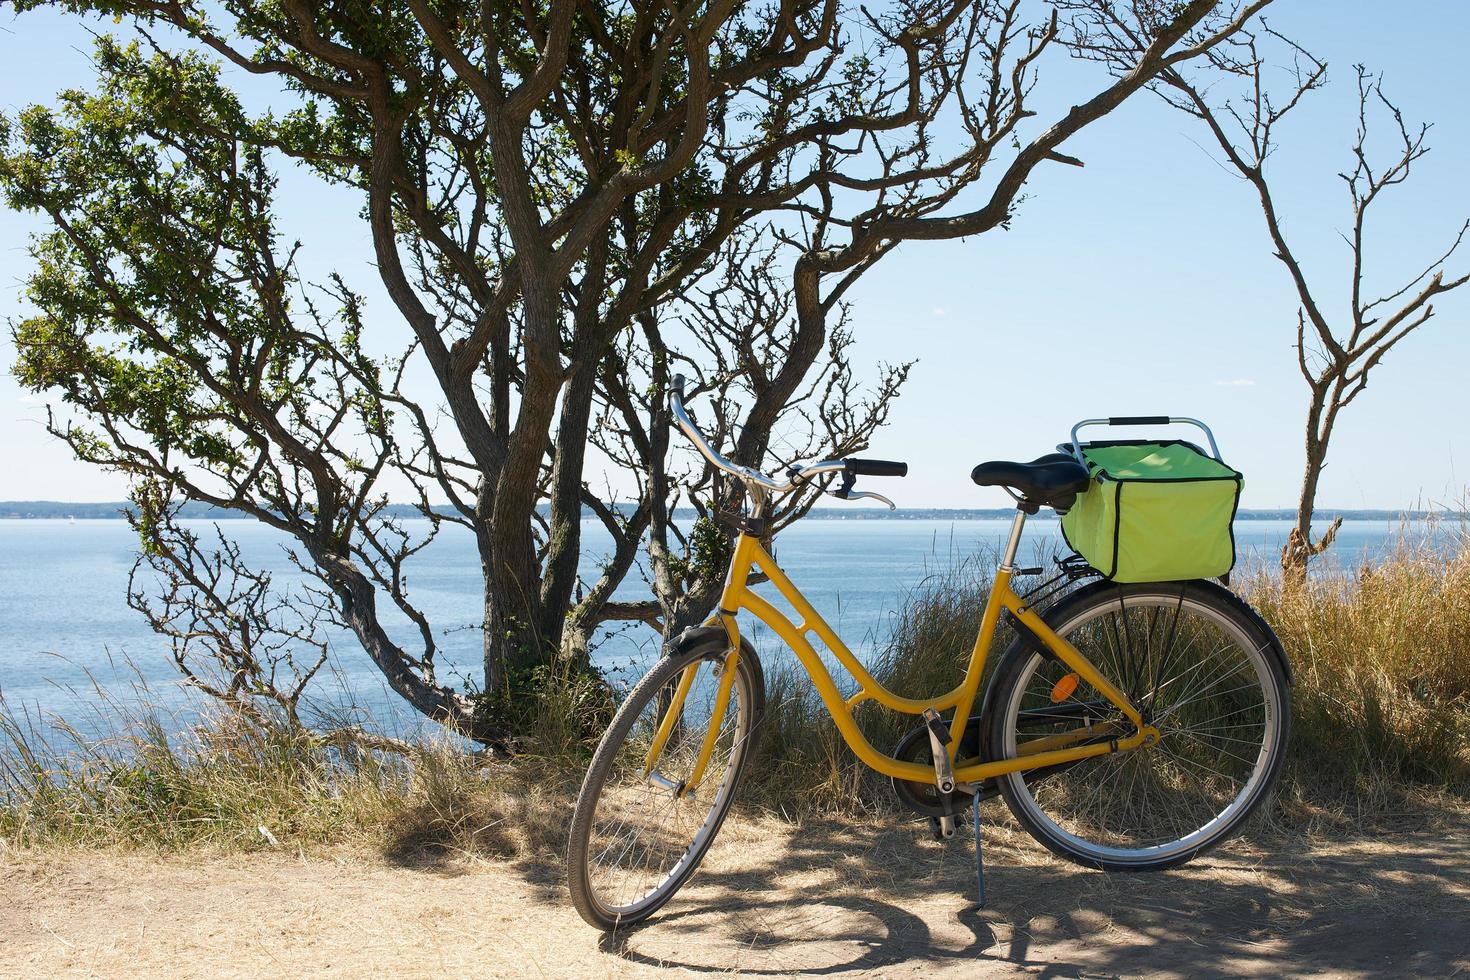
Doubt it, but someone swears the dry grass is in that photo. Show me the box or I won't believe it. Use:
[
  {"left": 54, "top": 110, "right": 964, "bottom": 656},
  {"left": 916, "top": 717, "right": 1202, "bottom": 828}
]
[
  {"left": 0, "top": 697, "right": 578, "bottom": 858},
  {"left": 3, "top": 536, "right": 1468, "bottom": 854},
  {"left": 1248, "top": 531, "right": 1470, "bottom": 825}
]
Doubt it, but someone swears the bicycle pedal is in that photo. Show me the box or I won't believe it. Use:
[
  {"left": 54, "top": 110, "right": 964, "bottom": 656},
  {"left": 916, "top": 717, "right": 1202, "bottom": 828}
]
[
  {"left": 922, "top": 708, "right": 957, "bottom": 795},
  {"left": 928, "top": 814, "right": 957, "bottom": 841}
]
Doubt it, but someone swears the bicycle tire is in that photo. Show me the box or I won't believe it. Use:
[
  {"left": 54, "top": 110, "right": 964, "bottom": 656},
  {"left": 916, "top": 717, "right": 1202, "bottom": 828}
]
[
  {"left": 567, "top": 627, "right": 764, "bottom": 930},
  {"left": 983, "top": 579, "right": 1290, "bottom": 871}
]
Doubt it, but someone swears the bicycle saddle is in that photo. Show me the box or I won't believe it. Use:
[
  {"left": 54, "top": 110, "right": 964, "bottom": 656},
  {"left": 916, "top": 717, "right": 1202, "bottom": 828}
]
[{"left": 971, "top": 453, "right": 1091, "bottom": 511}]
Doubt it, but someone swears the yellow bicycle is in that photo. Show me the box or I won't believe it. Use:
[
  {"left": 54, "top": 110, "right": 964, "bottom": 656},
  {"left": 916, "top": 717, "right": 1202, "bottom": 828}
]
[{"left": 567, "top": 379, "right": 1291, "bottom": 930}]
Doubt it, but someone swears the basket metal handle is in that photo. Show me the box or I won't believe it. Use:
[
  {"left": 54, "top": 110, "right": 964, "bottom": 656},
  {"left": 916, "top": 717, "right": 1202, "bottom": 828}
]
[{"left": 1069, "top": 417, "right": 1224, "bottom": 463}]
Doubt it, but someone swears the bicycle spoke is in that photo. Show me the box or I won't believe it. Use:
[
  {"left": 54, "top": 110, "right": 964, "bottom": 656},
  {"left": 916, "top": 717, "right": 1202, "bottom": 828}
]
[
  {"left": 1000, "top": 591, "right": 1283, "bottom": 864},
  {"left": 1155, "top": 680, "right": 1263, "bottom": 726}
]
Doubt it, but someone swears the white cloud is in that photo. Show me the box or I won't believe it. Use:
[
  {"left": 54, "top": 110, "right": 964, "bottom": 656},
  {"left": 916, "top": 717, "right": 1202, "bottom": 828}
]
[
  {"left": 1214, "top": 378, "right": 1256, "bottom": 387},
  {"left": 931, "top": 307, "right": 946, "bottom": 316}
]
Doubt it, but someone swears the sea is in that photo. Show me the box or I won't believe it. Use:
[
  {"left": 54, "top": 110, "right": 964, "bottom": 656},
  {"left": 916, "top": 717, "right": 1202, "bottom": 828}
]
[{"left": 0, "top": 516, "right": 1453, "bottom": 739}]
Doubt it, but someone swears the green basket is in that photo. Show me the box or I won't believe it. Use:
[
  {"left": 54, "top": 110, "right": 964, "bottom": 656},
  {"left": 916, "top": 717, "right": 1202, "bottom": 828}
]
[{"left": 1060, "top": 440, "right": 1243, "bottom": 583}]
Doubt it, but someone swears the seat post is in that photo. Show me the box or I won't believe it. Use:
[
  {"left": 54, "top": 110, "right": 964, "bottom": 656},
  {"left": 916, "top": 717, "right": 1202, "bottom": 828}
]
[{"left": 1000, "top": 508, "right": 1027, "bottom": 571}]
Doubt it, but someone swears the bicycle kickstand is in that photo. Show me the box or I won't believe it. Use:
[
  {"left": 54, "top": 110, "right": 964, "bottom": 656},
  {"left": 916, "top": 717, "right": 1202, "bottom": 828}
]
[
  {"left": 973, "top": 790, "right": 986, "bottom": 908},
  {"left": 920, "top": 708, "right": 985, "bottom": 907}
]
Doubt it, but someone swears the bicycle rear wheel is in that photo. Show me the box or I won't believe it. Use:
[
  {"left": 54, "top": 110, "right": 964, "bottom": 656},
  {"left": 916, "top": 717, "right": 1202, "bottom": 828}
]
[
  {"left": 985, "top": 580, "right": 1290, "bottom": 871},
  {"left": 567, "top": 628, "right": 764, "bottom": 930}
]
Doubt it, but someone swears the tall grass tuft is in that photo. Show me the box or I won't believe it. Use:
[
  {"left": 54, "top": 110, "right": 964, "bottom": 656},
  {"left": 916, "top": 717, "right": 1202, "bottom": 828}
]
[
  {"left": 1248, "top": 530, "right": 1470, "bottom": 823},
  {"left": 743, "top": 554, "right": 1003, "bottom": 816},
  {"left": 0, "top": 689, "right": 575, "bottom": 856}
]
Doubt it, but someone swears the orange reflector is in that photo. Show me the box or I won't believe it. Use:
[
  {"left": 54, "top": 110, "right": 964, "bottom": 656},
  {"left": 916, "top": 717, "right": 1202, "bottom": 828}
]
[{"left": 1050, "top": 672, "right": 1080, "bottom": 703}]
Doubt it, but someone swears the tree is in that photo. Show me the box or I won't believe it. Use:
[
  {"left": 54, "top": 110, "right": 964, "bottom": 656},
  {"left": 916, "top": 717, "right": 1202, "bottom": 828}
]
[
  {"left": 1155, "top": 31, "right": 1470, "bottom": 585},
  {"left": 2, "top": 0, "right": 1273, "bottom": 744}
]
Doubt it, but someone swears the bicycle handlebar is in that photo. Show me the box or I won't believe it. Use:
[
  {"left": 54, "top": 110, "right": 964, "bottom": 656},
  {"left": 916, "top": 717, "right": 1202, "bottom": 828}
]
[
  {"left": 847, "top": 458, "right": 908, "bottom": 478},
  {"left": 669, "top": 375, "right": 905, "bottom": 501},
  {"left": 669, "top": 375, "right": 789, "bottom": 492}
]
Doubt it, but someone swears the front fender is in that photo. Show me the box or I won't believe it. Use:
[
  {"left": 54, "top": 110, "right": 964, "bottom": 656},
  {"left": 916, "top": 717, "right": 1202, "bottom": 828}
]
[{"left": 665, "top": 624, "right": 767, "bottom": 696}]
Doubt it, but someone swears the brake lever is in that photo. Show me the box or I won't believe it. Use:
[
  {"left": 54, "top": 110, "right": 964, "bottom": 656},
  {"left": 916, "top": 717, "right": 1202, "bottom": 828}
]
[{"left": 841, "top": 489, "right": 896, "bottom": 510}]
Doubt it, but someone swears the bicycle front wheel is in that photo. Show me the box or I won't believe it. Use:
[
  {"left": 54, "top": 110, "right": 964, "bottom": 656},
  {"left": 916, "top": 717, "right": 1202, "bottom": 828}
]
[
  {"left": 985, "top": 580, "right": 1290, "bottom": 871},
  {"left": 567, "top": 627, "right": 764, "bottom": 930}
]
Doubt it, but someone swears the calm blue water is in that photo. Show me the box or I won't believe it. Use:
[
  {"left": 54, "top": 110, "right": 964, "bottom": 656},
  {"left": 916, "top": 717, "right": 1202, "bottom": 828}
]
[{"left": 0, "top": 517, "right": 1447, "bottom": 737}]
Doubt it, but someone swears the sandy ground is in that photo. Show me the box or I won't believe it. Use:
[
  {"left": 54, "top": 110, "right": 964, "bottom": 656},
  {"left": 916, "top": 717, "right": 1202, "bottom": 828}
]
[{"left": 2, "top": 809, "right": 1467, "bottom": 979}]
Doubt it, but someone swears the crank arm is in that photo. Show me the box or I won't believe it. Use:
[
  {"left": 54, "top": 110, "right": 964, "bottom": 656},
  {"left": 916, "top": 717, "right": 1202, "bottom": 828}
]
[{"left": 922, "top": 707, "right": 957, "bottom": 795}]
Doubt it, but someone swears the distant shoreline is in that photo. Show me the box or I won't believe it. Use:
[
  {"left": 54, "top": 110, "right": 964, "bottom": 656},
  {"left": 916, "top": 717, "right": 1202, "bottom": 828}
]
[{"left": 0, "top": 501, "right": 1460, "bottom": 522}]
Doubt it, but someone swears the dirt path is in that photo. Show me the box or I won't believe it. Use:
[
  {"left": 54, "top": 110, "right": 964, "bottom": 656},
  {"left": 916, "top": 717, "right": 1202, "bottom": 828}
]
[{"left": 3, "top": 811, "right": 1467, "bottom": 978}]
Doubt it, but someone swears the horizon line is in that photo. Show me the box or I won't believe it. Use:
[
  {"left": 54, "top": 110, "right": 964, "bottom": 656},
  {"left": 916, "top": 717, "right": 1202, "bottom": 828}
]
[{"left": 0, "top": 500, "right": 1462, "bottom": 522}]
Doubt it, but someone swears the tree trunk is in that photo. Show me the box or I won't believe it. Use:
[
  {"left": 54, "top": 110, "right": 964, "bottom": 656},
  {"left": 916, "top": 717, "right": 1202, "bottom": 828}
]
[
  {"left": 1281, "top": 461, "right": 1321, "bottom": 591},
  {"left": 1281, "top": 418, "right": 1341, "bottom": 591},
  {"left": 480, "top": 267, "right": 566, "bottom": 693},
  {"left": 478, "top": 521, "right": 547, "bottom": 694},
  {"left": 478, "top": 388, "right": 558, "bottom": 697},
  {"left": 657, "top": 578, "right": 725, "bottom": 652},
  {"left": 538, "top": 251, "right": 610, "bottom": 648}
]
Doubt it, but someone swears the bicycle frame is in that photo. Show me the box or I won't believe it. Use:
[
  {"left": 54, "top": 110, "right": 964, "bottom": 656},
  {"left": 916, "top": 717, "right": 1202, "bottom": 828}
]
[{"left": 658, "top": 510, "right": 1161, "bottom": 796}]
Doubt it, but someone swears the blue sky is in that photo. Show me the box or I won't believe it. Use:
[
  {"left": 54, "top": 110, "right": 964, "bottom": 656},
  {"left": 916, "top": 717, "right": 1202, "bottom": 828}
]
[{"left": 1, "top": 2, "right": 1466, "bottom": 510}]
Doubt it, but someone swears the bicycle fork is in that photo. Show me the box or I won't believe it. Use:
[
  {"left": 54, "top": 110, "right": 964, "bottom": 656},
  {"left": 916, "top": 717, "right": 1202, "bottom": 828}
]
[{"left": 641, "top": 647, "right": 740, "bottom": 799}]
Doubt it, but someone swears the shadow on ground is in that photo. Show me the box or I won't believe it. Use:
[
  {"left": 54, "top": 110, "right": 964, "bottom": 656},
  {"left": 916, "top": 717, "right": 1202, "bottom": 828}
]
[
  {"left": 363, "top": 766, "right": 1470, "bottom": 978},
  {"left": 520, "top": 806, "right": 1470, "bottom": 977}
]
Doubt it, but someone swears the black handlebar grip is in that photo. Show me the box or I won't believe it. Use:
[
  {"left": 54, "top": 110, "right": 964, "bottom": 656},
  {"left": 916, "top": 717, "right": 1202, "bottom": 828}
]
[
  {"left": 846, "top": 458, "right": 908, "bottom": 478},
  {"left": 1108, "top": 416, "right": 1170, "bottom": 426}
]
